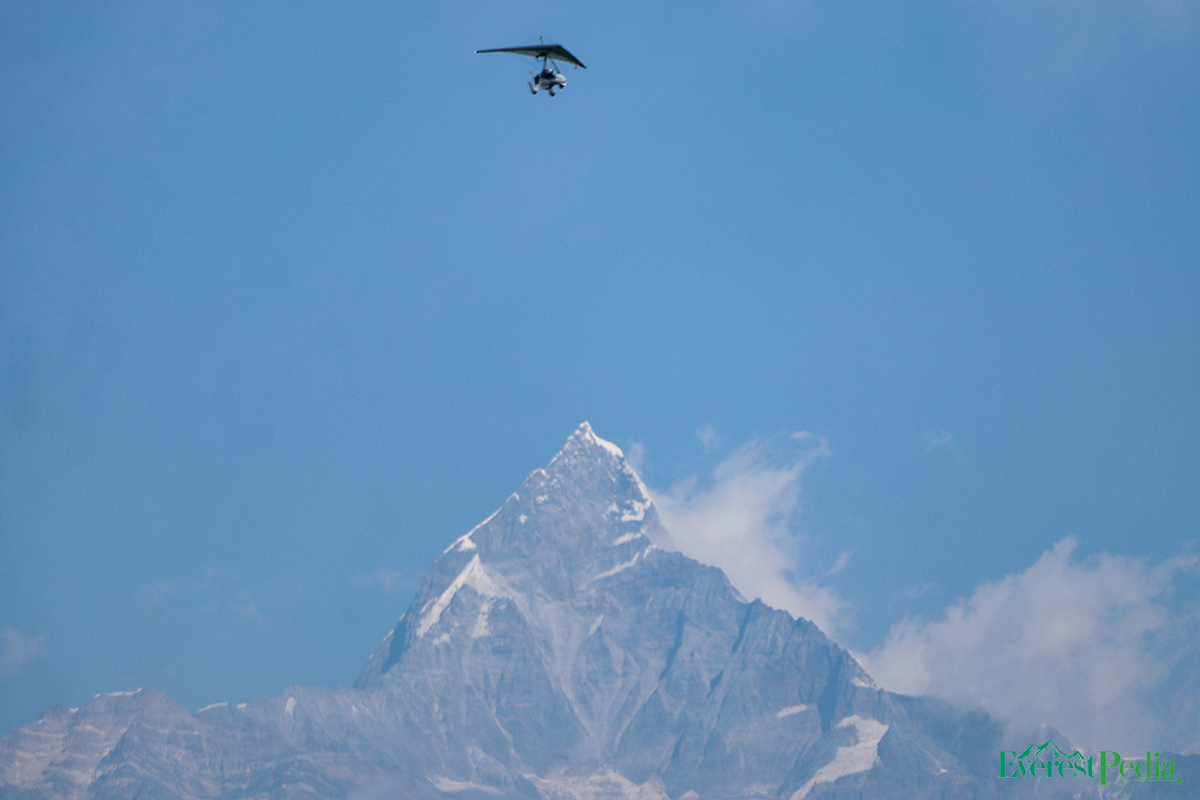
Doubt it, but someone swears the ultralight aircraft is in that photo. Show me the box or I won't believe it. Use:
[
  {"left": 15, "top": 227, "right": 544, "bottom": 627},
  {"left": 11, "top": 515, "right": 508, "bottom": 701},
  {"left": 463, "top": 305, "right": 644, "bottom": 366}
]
[{"left": 475, "top": 41, "right": 586, "bottom": 96}]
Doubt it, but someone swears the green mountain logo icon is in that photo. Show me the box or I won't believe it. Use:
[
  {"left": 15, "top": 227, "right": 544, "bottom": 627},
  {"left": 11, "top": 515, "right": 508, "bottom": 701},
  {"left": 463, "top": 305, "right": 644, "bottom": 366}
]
[{"left": 1016, "top": 740, "right": 1086, "bottom": 764}]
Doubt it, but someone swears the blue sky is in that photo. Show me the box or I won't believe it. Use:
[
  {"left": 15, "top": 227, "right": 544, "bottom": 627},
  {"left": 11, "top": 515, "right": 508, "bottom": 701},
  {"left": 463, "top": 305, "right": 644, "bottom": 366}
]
[{"left": 2, "top": 0, "right": 1197, "bottom": 750}]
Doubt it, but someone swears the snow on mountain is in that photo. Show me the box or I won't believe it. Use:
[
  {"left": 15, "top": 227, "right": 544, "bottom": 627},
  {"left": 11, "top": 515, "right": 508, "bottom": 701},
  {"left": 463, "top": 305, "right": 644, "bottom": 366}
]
[{"left": 2, "top": 423, "right": 1035, "bottom": 799}]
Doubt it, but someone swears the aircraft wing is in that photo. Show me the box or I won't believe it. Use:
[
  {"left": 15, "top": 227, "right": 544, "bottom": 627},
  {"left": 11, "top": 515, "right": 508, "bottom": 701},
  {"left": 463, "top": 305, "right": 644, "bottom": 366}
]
[{"left": 475, "top": 44, "right": 586, "bottom": 69}]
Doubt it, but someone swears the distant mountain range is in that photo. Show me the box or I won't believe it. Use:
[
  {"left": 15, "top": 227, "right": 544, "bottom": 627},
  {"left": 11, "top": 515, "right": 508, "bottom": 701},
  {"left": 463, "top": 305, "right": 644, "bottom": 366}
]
[{"left": 1, "top": 424, "right": 1193, "bottom": 799}]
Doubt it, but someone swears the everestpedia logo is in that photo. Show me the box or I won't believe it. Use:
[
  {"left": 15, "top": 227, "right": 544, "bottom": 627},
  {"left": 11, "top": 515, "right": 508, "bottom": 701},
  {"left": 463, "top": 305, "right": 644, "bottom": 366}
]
[{"left": 1000, "top": 740, "right": 1183, "bottom": 786}]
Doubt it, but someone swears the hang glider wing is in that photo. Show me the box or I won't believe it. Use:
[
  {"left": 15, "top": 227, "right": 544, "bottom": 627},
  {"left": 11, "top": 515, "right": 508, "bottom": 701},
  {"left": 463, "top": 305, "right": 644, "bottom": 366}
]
[{"left": 475, "top": 44, "right": 586, "bottom": 69}]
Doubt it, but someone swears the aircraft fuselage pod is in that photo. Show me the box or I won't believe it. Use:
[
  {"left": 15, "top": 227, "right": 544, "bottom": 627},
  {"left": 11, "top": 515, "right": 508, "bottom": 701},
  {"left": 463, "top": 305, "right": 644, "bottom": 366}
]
[{"left": 529, "top": 68, "right": 566, "bottom": 96}]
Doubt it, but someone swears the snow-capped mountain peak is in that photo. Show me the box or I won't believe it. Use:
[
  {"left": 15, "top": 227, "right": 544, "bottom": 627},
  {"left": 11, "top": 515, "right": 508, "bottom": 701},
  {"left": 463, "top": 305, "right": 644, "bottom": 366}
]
[
  {"left": 1, "top": 424, "right": 1015, "bottom": 800},
  {"left": 570, "top": 420, "right": 626, "bottom": 458}
]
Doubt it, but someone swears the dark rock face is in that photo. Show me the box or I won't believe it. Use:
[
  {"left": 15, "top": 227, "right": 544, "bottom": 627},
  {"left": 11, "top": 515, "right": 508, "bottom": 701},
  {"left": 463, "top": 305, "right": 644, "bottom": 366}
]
[{"left": 3, "top": 424, "right": 1018, "bottom": 800}]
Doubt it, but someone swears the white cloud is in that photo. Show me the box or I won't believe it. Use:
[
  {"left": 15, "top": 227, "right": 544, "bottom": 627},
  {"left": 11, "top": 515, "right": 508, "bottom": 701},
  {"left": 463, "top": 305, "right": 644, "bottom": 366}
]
[
  {"left": 1, "top": 627, "right": 44, "bottom": 675},
  {"left": 922, "top": 430, "right": 954, "bottom": 453},
  {"left": 827, "top": 549, "right": 855, "bottom": 577},
  {"left": 136, "top": 569, "right": 265, "bottom": 624},
  {"left": 623, "top": 440, "right": 646, "bottom": 473},
  {"left": 648, "top": 432, "right": 849, "bottom": 636},
  {"left": 859, "top": 538, "right": 1200, "bottom": 754}
]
